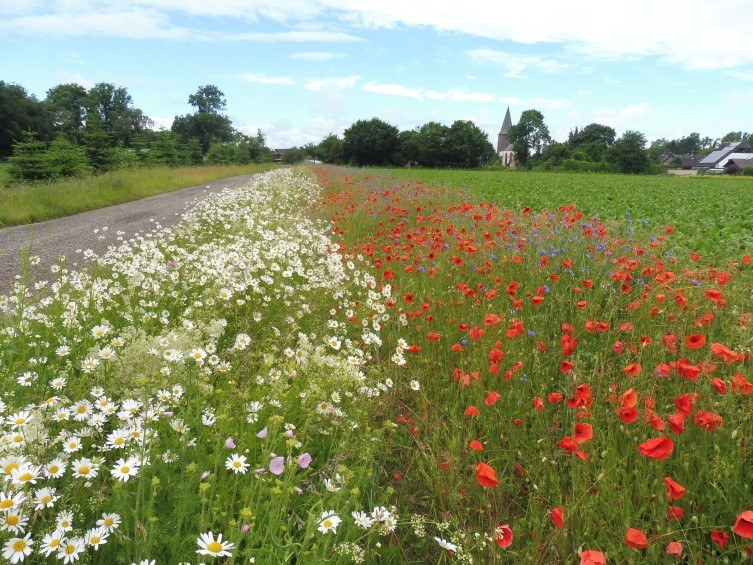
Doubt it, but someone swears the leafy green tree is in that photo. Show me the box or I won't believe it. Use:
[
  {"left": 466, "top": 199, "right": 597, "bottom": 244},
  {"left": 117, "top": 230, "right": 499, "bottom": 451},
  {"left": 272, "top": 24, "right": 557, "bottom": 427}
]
[
  {"left": 145, "top": 131, "right": 182, "bottom": 166},
  {"left": 172, "top": 85, "right": 235, "bottom": 154},
  {"left": 416, "top": 122, "right": 451, "bottom": 167},
  {"left": 87, "top": 83, "right": 149, "bottom": 147},
  {"left": 508, "top": 109, "right": 551, "bottom": 166},
  {"left": 281, "top": 147, "right": 308, "bottom": 165},
  {"left": 189, "top": 85, "right": 227, "bottom": 114},
  {"left": 447, "top": 120, "right": 495, "bottom": 168},
  {"left": 721, "top": 131, "right": 750, "bottom": 143},
  {"left": 343, "top": 118, "right": 400, "bottom": 166},
  {"left": 539, "top": 142, "right": 572, "bottom": 169},
  {"left": 311, "top": 134, "right": 346, "bottom": 164},
  {"left": 397, "top": 129, "right": 419, "bottom": 165},
  {"left": 45, "top": 83, "right": 89, "bottom": 144},
  {"left": 568, "top": 123, "right": 616, "bottom": 148},
  {"left": 608, "top": 130, "right": 650, "bottom": 174},
  {"left": 0, "top": 81, "right": 53, "bottom": 159}
]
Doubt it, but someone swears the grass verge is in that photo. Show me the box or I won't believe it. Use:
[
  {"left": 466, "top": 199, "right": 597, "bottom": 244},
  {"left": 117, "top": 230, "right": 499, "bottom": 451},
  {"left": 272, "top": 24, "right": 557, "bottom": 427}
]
[{"left": 0, "top": 163, "right": 276, "bottom": 227}]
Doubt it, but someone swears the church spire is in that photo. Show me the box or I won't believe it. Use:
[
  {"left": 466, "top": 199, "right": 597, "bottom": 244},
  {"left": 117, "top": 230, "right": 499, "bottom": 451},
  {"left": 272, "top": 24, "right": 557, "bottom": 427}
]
[{"left": 499, "top": 107, "right": 513, "bottom": 135}]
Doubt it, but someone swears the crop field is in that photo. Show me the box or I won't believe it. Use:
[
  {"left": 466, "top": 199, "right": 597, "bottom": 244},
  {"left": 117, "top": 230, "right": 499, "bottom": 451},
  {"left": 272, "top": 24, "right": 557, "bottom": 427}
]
[
  {"left": 379, "top": 169, "right": 753, "bottom": 259},
  {"left": 0, "top": 166, "right": 752, "bottom": 564}
]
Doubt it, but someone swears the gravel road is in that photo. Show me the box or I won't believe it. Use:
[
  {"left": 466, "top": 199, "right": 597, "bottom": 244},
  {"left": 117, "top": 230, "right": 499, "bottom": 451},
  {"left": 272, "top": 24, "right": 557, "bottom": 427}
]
[{"left": 0, "top": 173, "right": 259, "bottom": 294}]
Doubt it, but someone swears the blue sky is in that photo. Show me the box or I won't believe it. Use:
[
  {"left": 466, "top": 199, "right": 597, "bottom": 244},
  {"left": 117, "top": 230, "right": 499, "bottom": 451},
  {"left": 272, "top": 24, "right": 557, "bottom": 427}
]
[{"left": 2, "top": 0, "right": 752, "bottom": 149}]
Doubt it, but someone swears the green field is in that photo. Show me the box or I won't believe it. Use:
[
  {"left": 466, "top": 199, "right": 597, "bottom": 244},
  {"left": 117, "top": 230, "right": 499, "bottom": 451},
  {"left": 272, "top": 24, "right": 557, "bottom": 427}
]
[
  {"left": 0, "top": 163, "right": 275, "bottom": 227},
  {"left": 377, "top": 169, "right": 753, "bottom": 259}
]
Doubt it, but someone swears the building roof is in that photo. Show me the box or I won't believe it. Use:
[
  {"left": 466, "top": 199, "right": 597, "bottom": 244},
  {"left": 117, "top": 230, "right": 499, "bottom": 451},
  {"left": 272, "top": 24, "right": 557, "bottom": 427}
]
[
  {"left": 499, "top": 107, "right": 513, "bottom": 135},
  {"left": 699, "top": 141, "right": 752, "bottom": 166}
]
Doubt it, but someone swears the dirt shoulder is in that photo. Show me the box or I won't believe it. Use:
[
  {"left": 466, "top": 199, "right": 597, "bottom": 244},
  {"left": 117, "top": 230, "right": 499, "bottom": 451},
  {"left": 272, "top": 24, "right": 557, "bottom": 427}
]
[{"left": 0, "top": 173, "right": 258, "bottom": 294}]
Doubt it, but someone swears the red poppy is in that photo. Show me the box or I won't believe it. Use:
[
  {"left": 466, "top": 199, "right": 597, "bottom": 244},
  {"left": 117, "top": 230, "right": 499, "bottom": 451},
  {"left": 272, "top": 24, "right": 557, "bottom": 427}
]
[
  {"left": 664, "top": 477, "right": 685, "bottom": 501},
  {"left": 485, "top": 391, "right": 501, "bottom": 406},
  {"left": 464, "top": 405, "right": 480, "bottom": 417},
  {"left": 574, "top": 423, "right": 593, "bottom": 444},
  {"left": 580, "top": 549, "right": 606, "bottom": 565},
  {"left": 711, "top": 529, "right": 729, "bottom": 548},
  {"left": 625, "top": 527, "right": 648, "bottom": 549},
  {"left": 638, "top": 436, "right": 674, "bottom": 460},
  {"left": 533, "top": 397, "right": 544, "bottom": 412},
  {"left": 666, "top": 541, "right": 683, "bottom": 557},
  {"left": 712, "top": 378, "right": 728, "bottom": 394},
  {"left": 732, "top": 372, "right": 753, "bottom": 395},
  {"left": 427, "top": 332, "right": 441, "bottom": 342},
  {"left": 733, "top": 510, "right": 753, "bottom": 538},
  {"left": 674, "top": 393, "right": 695, "bottom": 416},
  {"left": 383, "top": 270, "right": 394, "bottom": 280},
  {"left": 548, "top": 392, "right": 563, "bottom": 403},
  {"left": 468, "top": 326, "right": 485, "bottom": 341},
  {"left": 494, "top": 524, "right": 513, "bottom": 547},
  {"left": 616, "top": 406, "right": 639, "bottom": 424},
  {"left": 550, "top": 507, "right": 564, "bottom": 530},
  {"left": 623, "top": 363, "right": 641, "bottom": 377},
  {"left": 685, "top": 333, "right": 706, "bottom": 350},
  {"left": 483, "top": 313, "right": 502, "bottom": 326},
  {"left": 476, "top": 462, "right": 498, "bottom": 488},
  {"left": 621, "top": 388, "right": 638, "bottom": 407},
  {"left": 693, "top": 410, "right": 723, "bottom": 431},
  {"left": 469, "top": 440, "right": 484, "bottom": 451},
  {"left": 710, "top": 342, "right": 742, "bottom": 364},
  {"left": 560, "top": 360, "right": 575, "bottom": 374},
  {"left": 667, "top": 506, "right": 685, "bottom": 520}
]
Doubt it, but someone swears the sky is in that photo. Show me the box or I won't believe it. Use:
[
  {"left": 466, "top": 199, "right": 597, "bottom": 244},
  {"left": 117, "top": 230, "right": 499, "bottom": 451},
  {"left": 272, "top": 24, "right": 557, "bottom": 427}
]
[{"left": 2, "top": 0, "right": 753, "bottom": 149}]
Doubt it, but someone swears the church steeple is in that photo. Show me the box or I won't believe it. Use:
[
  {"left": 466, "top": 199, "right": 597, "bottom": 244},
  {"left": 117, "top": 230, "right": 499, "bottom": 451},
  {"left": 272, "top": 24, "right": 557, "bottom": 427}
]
[
  {"left": 497, "top": 107, "right": 516, "bottom": 167},
  {"left": 499, "top": 107, "right": 513, "bottom": 135},
  {"left": 497, "top": 107, "right": 513, "bottom": 154}
]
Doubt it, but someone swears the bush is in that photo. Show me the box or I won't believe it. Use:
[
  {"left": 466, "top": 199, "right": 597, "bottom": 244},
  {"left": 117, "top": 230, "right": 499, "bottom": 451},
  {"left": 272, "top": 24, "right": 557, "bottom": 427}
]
[
  {"left": 742, "top": 167, "right": 753, "bottom": 176},
  {"left": 8, "top": 133, "right": 90, "bottom": 181}
]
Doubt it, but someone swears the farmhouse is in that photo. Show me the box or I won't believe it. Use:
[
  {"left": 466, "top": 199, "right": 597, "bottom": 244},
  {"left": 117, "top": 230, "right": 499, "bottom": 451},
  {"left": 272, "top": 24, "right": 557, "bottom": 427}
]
[
  {"left": 698, "top": 140, "right": 753, "bottom": 171},
  {"left": 497, "top": 107, "right": 516, "bottom": 167}
]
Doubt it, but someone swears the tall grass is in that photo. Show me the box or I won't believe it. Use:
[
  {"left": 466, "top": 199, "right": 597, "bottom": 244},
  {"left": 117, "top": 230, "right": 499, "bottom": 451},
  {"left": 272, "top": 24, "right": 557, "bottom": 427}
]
[{"left": 0, "top": 164, "right": 275, "bottom": 227}]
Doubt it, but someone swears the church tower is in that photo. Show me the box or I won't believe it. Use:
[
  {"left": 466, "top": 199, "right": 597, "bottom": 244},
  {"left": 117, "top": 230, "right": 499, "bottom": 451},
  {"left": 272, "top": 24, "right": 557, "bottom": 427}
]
[{"left": 497, "top": 107, "right": 516, "bottom": 167}]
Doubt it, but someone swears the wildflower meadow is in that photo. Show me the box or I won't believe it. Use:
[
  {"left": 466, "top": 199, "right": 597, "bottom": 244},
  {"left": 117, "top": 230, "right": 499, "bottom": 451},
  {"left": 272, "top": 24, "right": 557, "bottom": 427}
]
[{"left": 1, "top": 167, "right": 752, "bottom": 563}]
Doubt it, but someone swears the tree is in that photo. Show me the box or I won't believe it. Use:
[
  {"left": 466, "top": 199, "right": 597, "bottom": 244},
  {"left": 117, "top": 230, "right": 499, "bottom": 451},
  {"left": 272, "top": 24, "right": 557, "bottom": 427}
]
[
  {"left": 172, "top": 85, "right": 235, "bottom": 154},
  {"left": 310, "top": 134, "right": 346, "bottom": 164},
  {"left": 81, "top": 109, "right": 118, "bottom": 172},
  {"left": 568, "top": 123, "right": 616, "bottom": 148},
  {"left": 189, "top": 85, "right": 227, "bottom": 114},
  {"left": 447, "top": 120, "right": 495, "bottom": 168},
  {"left": 508, "top": 109, "right": 551, "bottom": 166},
  {"left": 608, "top": 130, "right": 650, "bottom": 174},
  {"left": 8, "top": 132, "right": 90, "bottom": 181},
  {"left": 0, "top": 81, "right": 53, "bottom": 159},
  {"left": 45, "top": 83, "right": 89, "bottom": 144},
  {"left": 343, "top": 118, "right": 400, "bottom": 166},
  {"left": 416, "top": 122, "right": 450, "bottom": 167},
  {"left": 87, "top": 83, "right": 149, "bottom": 147},
  {"left": 397, "top": 129, "right": 419, "bottom": 165}
]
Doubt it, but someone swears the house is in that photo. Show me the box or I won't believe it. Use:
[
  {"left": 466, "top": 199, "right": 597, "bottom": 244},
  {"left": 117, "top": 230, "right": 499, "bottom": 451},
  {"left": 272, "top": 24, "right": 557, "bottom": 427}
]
[
  {"left": 273, "top": 148, "right": 290, "bottom": 163},
  {"left": 497, "top": 108, "right": 516, "bottom": 167},
  {"left": 660, "top": 153, "right": 700, "bottom": 169},
  {"left": 698, "top": 141, "right": 753, "bottom": 171}
]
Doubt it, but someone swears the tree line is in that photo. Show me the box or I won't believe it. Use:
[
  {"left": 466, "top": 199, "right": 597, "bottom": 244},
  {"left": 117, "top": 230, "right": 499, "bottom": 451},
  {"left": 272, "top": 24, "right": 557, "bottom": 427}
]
[
  {"left": 1, "top": 81, "right": 274, "bottom": 181},
  {"left": 295, "top": 111, "right": 749, "bottom": 174}
]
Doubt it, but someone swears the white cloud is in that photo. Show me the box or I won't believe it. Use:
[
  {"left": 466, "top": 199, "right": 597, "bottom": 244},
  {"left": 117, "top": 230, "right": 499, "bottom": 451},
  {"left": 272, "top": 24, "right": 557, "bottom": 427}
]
[
  {"left": 291, "top": 51, "right": 345, "bottom": 61},
  {"left": 305, "top": 75, "right": 360, "bottom": 91},
  {"left": 466, "top": 48, "right": 569, "bottom": 78},
  {"left": 363, "top": 82, "right": 423, "bottom": 99},
  {"left": 241, "top": 116, "right": 345, "bottom": 148},
  {"left": 7, "top": 0, "right": 753, "bottom": 71},
  {"left": 54, "top": 72, "right": 95, "bottom": 89},
  {"left": 235, "top": 73, "right": 295, "bottom": 85},
  {"left": 362, "top": 82, "right": 499, "bottom": 103},
  {"left": 729, "top": 71, "right": 753, "bottom": 82},
  {"left": 593, "top": 102, "right": 652, "bottom": 132},
  {"left": 223, "top": 30, "right": 361, "bottom": 42}
]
